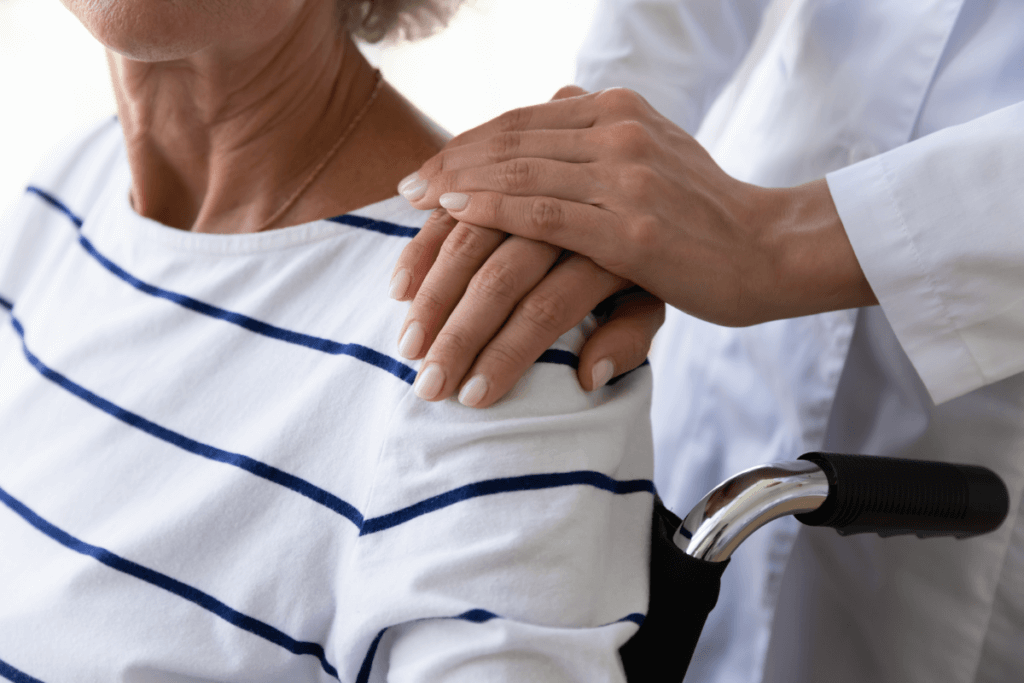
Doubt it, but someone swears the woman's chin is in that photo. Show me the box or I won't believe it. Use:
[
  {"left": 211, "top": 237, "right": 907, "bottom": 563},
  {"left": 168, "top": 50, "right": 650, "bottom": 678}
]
[{"left": 60, "top": 0, "right": 235, "bottom": 62}]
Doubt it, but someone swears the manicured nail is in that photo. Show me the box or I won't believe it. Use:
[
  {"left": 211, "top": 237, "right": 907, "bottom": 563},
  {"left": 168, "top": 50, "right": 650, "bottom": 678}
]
[
  {"left": 401, "top": 178, "right": 428, "bottom": 202},
  {"left": 591, "top": 358, "right": 615, "bottom": 390},
  {"left": 458, "top": 375, "right": 488, "bottom": 407},
  {"left": 439, "top": 192, "right": 469, "bottom": 211},
  {"left": 414, "top": 363, "right": 445, "bottom": 400},
  {"left": 389, "top": 269, "right": 412, "bottom": 300},
  {"left": 398, "top": 171, "right": 421, "bottom": 192},
  {"left": 398, "top": 321, "right": 425, "bottom": 359}
]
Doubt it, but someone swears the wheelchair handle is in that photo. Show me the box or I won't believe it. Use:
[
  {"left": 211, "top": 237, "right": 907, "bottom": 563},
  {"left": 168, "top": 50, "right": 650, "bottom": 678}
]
[
  {"left": 793, "top": 452, "right": 1009, "bottom": 539},
  {"left": 674, "top": 453, "right": 1009, "bottom": 562}
]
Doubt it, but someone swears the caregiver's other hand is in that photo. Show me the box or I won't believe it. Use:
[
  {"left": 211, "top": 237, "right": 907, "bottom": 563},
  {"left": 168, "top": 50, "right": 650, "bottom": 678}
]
[
  {"left": 390, "top": 209, "right": 664, "bottom": 408},
  {"left": 399, "top": 86, "right": 876, "bottom": 326}
]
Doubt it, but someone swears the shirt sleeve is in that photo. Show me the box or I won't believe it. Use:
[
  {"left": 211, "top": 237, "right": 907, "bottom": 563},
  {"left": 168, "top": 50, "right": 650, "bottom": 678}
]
[
  {"left": 826, "top": 100, "right": 1024, "bottom": 405},
  {"left": 575, "top": 0, "right": 774, "bottom": 133},
  {"left": 349, "top": 334, "right": 655, "bottom": 682}
]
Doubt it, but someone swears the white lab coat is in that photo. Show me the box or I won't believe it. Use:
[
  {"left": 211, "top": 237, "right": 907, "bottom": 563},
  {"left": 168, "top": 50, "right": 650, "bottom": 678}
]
[{"left": 576, "top": 1, "right": 1024, "bottom": 682}]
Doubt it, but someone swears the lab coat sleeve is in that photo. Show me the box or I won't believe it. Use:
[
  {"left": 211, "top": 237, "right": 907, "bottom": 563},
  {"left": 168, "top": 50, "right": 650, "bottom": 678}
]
[
  {"left": 826, "top": 100, "right": 1024, "bottom": 405},
  {"left": 575, "top": 0, "right": 775, "bottom": 133}
]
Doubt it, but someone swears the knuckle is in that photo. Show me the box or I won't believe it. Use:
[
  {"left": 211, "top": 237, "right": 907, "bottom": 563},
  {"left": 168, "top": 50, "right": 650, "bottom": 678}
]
[
  {"left": 607, "top": 120, "right": 653, "bottom": 157},
  {"left": 430, "top": 326, "right": 477, "bottom": 363},
  {"left": 520, "top": 290, "right": 573, "bottom": 335},
  {"left": 428, "top": 207, "right": 457, "bottom": 227},
  {"left": 480, "top": 339, "right": 532, "bottom": 375},
  {"left": 626, "top": 215, "right": 661, "bottom": 251},
  {"left": 412, "top": 285, "right": 449, "bottom": 321},
  {"left": 439, "top": 223, "right": 493, "bottom": 264},
  {"left": 470, "top": 260, "right": 522, "bottom": 302},
  {"left": 554, "top": 84, "right": 585, "bottom": 99},
  {"left": 618, "top": 164, "right": 658, "bottom": 202},
  {"left": 496, "top": 107, "right": 531, "bottom": 134},
  {"left": 487, "top": 131, "right": 523, "bottom": 162},
  {"left": 527, "top": 197, "right": 564, "bottom": 233},
  {"left": 422, "top": 154, "right": 445, "bottom": 177},
  {"left": 400, "top": 239, "right": 427, "bottom": 271},
  {"left": 596, "top": 87, "right": 645, "bottom": 117},
  {"left": 496, "top": 158, "right": 535, "bottom": 194}
]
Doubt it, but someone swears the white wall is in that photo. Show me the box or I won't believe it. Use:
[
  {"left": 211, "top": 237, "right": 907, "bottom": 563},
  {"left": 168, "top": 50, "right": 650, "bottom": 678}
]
[{"left": 0, "top": 0, "right": 599, "bottom": 212}]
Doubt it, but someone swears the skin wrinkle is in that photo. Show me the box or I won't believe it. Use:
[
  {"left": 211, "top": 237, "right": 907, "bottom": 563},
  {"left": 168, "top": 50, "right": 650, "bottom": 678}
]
[{"left": 65, "top": 0, "right": 453, "bottom": 234}]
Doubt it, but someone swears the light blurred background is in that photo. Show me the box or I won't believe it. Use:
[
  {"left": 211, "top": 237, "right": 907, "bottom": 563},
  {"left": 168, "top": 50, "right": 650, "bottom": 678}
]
[{"left": 0, "top": 0, "right": 600, "bottom": 212}]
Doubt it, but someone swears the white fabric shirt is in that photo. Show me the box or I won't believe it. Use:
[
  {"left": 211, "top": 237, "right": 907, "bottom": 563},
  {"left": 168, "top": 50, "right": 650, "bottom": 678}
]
[
  {"left": 577, "top": 1, "right": 1024, "bottom": 682},
  {"left": 0, "top": 119, "right": 655, "bottom": 683}
]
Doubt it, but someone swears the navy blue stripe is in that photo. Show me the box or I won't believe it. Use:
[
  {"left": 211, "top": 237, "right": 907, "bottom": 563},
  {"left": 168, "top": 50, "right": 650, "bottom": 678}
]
[
  {"left": 357, "top": 608, "right": 640, "bottom": 681},
  {"left": 0, "top": 483, "right": 339, "bottom": 679},
  {"left": 535, "top": 351, "right": 652, "bottom": 386},
  {"left": 0, "top": 658, "right": 45, "bottom": 683},
  {"left": 77, "top": 235, "right": 418, "bottom": 385},
  {"left": 355, "top": 629, "right": 387, "bottom": 683},
  {"left": 536, "top": 349, "right": 579, "bottom": 369},
  {"left": 10, "top": 316, "right": 364, "bottom": 529},
  {"left": 361, "top": 471, "right": 654, "bottom": 535},
  {"left": 327, "top": 214, "right": 420, "bottom": 238},
  {"left": 0, "top": 295, "right": 12, "bottom": 311},
  {"left": 26, "top": 185, "right": 418, "bottom": 386},
  {"left": 26, "top": 187, "right": 82, "bottom": 227},
  {"left": 619, "top": 613, "right": 645, "bottom": 627},
  {"left": 456, "top": 608, "right": 499, "bottom": 623}
]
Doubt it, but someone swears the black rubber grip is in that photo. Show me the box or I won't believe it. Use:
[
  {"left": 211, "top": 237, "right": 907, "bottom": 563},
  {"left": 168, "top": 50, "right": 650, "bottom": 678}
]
[{"left": 794, "top": 453, "right": 1009, "bottom": 539}]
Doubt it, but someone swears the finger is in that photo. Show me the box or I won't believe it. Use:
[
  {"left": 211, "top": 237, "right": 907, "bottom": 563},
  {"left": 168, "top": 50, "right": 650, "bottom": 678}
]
[
  {"left": 444, "top": 87, "right": 597, "bottom": 150},
  {"left": 438, "top": 191, "right": 619, "bottom": 270},
  {"left": 410, "top": 237, "right": 563, "bottom": 401},
  {"left": 577, "top": 289, "right": 665, "bottom": 391},
  {"left": 388, "top": 209, "right": 459, "bottom": 302},
  {"left": 399, "top": 129, "right": 599, "bottom": 205},
  {"left": 454, "top": 254, "right": 627, "bottom": 409},
  {"left": 442, "top": 86, "right": 653, "bottom": 152},
  {"left": 409, "top": 158, "right": 601, "bottom": 210},
  {"left": 397, "top": 221, "right": 509, "bottom": 360},
  {"left": 399, "top": 86, "right": 653, "bottom": 200},
  {"left": 552, "top": 85, "right": 588, "bottom": 100}
]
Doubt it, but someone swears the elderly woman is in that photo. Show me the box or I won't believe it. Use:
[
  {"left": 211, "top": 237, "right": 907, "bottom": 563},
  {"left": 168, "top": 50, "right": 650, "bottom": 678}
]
[{"left": 0, "top": 1, "right": 654, "bottom": 681}]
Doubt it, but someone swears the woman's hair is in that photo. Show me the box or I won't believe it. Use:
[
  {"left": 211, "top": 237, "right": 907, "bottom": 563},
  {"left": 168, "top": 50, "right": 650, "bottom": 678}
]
[{"left": 343, "top": 0, "right": 470, "bottom": 43}]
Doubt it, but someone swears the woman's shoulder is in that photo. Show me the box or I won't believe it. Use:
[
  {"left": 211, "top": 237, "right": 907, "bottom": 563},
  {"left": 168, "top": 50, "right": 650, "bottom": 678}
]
[
  {"left": 370, "top": 318, "right": 655, "bottom": 508},
  {"left": 23, "top": 117, "right": 125, "bottom": 215}
]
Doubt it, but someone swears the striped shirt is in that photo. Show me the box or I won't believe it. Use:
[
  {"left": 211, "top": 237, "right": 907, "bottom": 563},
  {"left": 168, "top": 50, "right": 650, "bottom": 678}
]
[{"left": 0, "top": 119, "right": 655, "bottom": 683}]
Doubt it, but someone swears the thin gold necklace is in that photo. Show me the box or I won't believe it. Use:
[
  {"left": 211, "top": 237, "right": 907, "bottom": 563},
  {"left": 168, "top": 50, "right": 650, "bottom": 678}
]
[{"left": 255, "top": 69, "right": 384, "bottom": 232}]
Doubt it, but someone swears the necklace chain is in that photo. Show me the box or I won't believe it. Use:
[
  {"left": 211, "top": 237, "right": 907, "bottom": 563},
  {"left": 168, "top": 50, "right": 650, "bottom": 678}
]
[{"left": 255, "top": 69, "right": 384, "bottom": 233}]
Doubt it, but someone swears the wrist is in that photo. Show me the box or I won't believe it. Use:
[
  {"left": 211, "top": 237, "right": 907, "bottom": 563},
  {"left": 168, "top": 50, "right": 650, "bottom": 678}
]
[{"left": 757, "top": 179, "right": 877, "bottom": 321}]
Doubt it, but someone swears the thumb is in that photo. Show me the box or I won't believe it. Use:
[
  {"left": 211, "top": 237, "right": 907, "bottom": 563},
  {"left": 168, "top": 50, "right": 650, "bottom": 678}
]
[{"left": 578, "top": 289, "right": 665, "bottom": 391}]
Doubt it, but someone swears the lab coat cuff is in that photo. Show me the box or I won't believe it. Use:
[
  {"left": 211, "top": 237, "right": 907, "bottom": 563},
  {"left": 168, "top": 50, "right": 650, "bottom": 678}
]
[{"left": 826, "top": 157, "right": 984, "bottom": 405}]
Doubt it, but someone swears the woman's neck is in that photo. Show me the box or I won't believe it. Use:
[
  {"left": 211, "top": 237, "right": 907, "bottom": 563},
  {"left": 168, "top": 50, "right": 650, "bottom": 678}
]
[{"left": 109, "top": 2, "right": 446, "bottom": 234}]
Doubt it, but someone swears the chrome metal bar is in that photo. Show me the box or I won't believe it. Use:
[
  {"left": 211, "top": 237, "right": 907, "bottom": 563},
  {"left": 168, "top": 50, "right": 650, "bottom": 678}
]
[{"left": 675, "top": 460, "right": 830, "bottom": 562}]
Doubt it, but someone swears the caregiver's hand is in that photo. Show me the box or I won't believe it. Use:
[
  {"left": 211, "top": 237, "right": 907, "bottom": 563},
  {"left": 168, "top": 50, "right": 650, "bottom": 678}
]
[{"left": 399, "top": 86, "right": 876, "bottom": 326}]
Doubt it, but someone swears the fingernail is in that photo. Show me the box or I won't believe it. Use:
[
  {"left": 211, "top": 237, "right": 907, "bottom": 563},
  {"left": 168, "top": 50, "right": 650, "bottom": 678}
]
[
  {"left": 389, "top": 269, "right": 412, "bottom": 300},
  {"left": 439, "top": 192, "right": 469, "bottom": 211},
  {"left": 458, "top": 375, "right": 488, "bottom": 407},
  {"left": 398, "top": 321, "right": 425, "bottom": 359},
  {"left": 398, "top": 171, "right": 420, "bottom": 192},
  {"left": 591, "top": 358, "right": 615, "bottom": 390},
  {"left": 414, "top": 363, "right": 445, "bottom": 400},
  {"left": 401, "top": 178, "right": 428, "bottom": 202}
]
